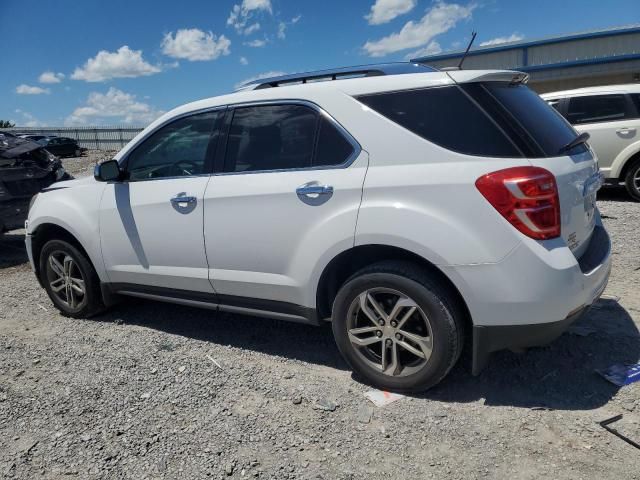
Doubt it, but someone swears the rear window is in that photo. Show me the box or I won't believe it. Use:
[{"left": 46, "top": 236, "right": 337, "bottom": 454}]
[{"left": 358, "top": 83, "right": 583, "bottom": 158}]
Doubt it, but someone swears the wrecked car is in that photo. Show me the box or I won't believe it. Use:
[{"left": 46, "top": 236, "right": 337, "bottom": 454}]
[{"left": 0, "top": 132, "right": 70, "bottom": 232}]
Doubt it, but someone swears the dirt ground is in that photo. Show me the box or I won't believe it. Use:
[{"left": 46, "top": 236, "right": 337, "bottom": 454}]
[{"left": 1, "top": 153, "right": 639, "bottom": 479}]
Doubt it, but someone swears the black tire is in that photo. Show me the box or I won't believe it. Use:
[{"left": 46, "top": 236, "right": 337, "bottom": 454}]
[
  {"left": 624, "top": 158, "right": 640, "bottom": 202},
  {"left": 39, "top": 239, "right": 105, "bottom": 318},
  {"left": 331, "top": 261, "right": 465, "bottom": 392}
]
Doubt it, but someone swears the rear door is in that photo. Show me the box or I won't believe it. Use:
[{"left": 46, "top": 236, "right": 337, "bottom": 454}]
[
  {"left": 565, "top": 94, "right": 638, "bottom": 173},
  {"left": 203, "top": 102, "right": 367, "bottom": 308}
]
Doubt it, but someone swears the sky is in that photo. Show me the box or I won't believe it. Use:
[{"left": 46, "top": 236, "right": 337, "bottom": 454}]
[{"left": 1, "top": 0, "right": 639, "bottom": 127}]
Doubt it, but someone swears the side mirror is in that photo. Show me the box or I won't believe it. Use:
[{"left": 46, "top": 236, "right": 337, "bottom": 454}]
[{"left": 94, "top": 159, "right": 122, "bottom": 182}]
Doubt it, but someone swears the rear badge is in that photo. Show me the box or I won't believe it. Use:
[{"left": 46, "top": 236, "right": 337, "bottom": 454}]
[{"left": 567, "top": 232, "right": 579, "bottom": 250}]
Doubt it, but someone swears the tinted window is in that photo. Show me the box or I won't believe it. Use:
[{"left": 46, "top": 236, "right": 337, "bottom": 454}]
[
  {"left": 314, "top": 116, "right": 354, "bottom": 166},
  {"left": 358, "top": 86, "right": 521, "bottom": 157},
  {"left": 632, "top": 94, "right": 640, "bottom": 114},
  {"left": 546, "top": 98, "right": 562, "bottom": 112},
  {"left": 224, "top": 105, "right": 317, "bottom": 172},
  {"left": 479, "top": 83, "right": 582, "bottom": 157},
  {"left": 127, "top": 111, "right": 219, "bottom": 181},
  {"left": 567, "top": 94, "right": 630, "bottom": 124}
]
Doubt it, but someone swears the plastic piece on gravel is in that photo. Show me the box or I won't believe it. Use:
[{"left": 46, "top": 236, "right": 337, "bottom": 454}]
[
  {"left": 597, "top": 363, "right": 640, "bottom": 386},
  {"left": 364, "top": 389, "right": 404, "bottom": 407}
]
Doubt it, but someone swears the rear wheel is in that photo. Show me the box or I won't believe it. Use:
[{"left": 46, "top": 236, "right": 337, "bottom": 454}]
[
  {"left": 39, "top": 239, "right": 105, "bottom": 318},
  {"left": 331, "top": 261, "right": 464, "bottom": 392},
  {"left": 624, "top": 159, "right": 640, "bottom": 201}
]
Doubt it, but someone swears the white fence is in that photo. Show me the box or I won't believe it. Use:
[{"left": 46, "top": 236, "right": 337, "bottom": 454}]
[{"left": 2, "top": 126, "right": 145, "bottom": 151}]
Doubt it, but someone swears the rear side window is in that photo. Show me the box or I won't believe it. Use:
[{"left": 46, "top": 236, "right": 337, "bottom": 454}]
[
  {"left": 566, "top": 94, "right": 631, "bottom": 124},
  {"left": 358, "top": 86, "right": 521, "bottom": 158},
  {"left": 225, "top": 105, "right": 317, "bottom": 172},
  {"left": 223, "top": 104, "right": 356, "bottom": 172}
]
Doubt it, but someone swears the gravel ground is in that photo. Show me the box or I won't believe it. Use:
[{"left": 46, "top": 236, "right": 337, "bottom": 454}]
[{"left": 1, "top": 152, "right": 639, "bottom": 479}]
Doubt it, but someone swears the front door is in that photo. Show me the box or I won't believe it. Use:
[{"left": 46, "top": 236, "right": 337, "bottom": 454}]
[
  {"left": 203, "top": 103, "right": 367, "bottom": 308},
  {"left": 99, "top": 110, "right": 222, "bottom": 293}
]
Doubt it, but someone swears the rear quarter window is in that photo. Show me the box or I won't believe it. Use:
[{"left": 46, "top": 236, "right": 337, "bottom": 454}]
[{"left": 358, "top": 86, "right": 521, "bottom": 158}]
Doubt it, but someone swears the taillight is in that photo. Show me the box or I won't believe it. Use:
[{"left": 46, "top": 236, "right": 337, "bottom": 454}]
[{"left": 475, "top": 166, "right": 560, "bottom": 240}]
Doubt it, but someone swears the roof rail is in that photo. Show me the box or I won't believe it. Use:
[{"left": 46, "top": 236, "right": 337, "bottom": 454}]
[{"left": 236, "top": 62, "right": 437, "bottom": 91}]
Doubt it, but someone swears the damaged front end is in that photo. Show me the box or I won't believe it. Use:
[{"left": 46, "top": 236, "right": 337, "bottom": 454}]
[{"left": 0, "top": 132, "right": 71, "bottom": 232}]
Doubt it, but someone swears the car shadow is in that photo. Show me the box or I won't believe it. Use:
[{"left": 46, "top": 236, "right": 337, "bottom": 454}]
[
  {"left": 99, "top": 299, "right": 348, "bottom": 371},
  {"left": 99, "top": 296, "right": 638, "bottom": 410},
  {"left": 598, "top": 185, "right": 634, "bottom": 203},
  {"left": 0, "top": 231, "right": 29, "bottom": 268},
  {"left": 417, "top": 298, "right": 639, "bottom": 410}
]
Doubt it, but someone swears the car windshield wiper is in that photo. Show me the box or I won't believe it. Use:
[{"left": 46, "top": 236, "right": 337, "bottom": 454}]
[{"left": 558, "top": 132, "right": 590, "bottom": 155}]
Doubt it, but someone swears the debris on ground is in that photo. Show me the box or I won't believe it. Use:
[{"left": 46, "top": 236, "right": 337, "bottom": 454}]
[
  {"left": 597, "top": 363, "right": 640, "bottom": 386},
  {"left": 364, "top": 389, "right": 405, "bottom": 407}
]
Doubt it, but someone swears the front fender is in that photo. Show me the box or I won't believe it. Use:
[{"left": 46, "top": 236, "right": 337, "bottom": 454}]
[{"left": 28, "top": 182, "right": 107, "bottom": 281}]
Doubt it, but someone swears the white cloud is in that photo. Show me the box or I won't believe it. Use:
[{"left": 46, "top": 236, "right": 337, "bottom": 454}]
[
  {"left": 16, "top": 84, "right": 50, "bottom": 95},
  {"left": 161, "top": 29, "right": 231, "bottom": 61},
  {"left": 39, "top": 71, "right": 65, "bottom": 84},
  {"left": 480, "top": 33, "right": 524, "bottom": 46},
  {"left": 14, "top": 110, "right": 44, "bottom": 127},
  {"left": 243, "top": 23, "right": 261, "bottom": 35},
  {"left": 244, "top": 39, "right": 267, "bottom": 47},
  {"left": 65, "top": 87, "right": 164, "bottom": 126},
  {"left": 227, "top": 0, "right": 272, "bottom": 34},
  {"left": 71, "top": 46, "right": 161, "bottom": 82},
  {"left": 365, "top": 0, "right": 416, "bottom": 25},
  {"left": 404, "top": 41, "right": 442, "bottom": 60},
  {"left": 277, "top": 22, "right": 286, "bottom": 39},
  {"left": 234, "top": 70, "right": 286, "bottom": 90},
  {"left": 240, "top": 56, "right": 249, "bottom": 65},
  {"left": 363, "top": 1, "right": 475, "bottom": 57}
]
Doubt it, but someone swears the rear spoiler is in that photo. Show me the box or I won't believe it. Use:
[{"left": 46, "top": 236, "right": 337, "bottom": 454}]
[{"left": 445, "top": 70, "right": 529, "bottom": 85}]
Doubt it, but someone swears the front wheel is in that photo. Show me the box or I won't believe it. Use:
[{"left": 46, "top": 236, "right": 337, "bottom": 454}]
[
  {"left": 624, "top": 159, "right": 640, "bottom": 202},
  {"left": 39, "top": 239, "right": 105, "bottom": 318},
  {"left": 331, "top": 261, "right": 465, "bottom": 392}
]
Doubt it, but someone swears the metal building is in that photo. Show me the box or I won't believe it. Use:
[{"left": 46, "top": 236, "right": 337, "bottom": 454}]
[{"left": 412, "top": 24, "right": 640, "bottom": 94}]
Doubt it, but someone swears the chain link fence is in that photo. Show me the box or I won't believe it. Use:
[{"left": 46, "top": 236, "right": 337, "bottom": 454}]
[{"left": 1, "top": 126, "right": 145, "bottom": 150}]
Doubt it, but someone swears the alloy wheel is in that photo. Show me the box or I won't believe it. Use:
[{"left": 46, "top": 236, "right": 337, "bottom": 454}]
[
  {"left": 346, "top": 288, "right": 433, "bottom": 377},
  {"left": 46, "top": 251, "right": 86, "bottom": 310}
]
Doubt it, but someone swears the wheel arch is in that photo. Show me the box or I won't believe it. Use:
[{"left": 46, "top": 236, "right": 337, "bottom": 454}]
[
  {"left": 315, "top": 244, "right": 472, "bottom": 330},
  {"left": 610, "top": 142, "right": 640, "bottom": 180},
  {"left": 31, "top": 222, "right": 95, "bottom": 286}
]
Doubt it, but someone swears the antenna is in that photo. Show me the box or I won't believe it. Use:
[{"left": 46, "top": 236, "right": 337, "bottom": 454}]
[{"left": 457, "top": 31, "right": 477, "bottom": 69}]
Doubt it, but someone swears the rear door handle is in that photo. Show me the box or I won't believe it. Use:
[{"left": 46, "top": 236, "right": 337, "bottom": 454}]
[
  {"left": 296, "top": 184, "right": 334, "bottom": 197},
  {"left": 616, "top": 127, "right": 636, "bottom": 134},
  {"left": 170, "top": 194, "right": 197, "bottom": 204}
]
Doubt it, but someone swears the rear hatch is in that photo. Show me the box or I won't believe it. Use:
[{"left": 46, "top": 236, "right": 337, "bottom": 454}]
[{"left": 447, "top": 71, "right": 601, "bottom": 257}]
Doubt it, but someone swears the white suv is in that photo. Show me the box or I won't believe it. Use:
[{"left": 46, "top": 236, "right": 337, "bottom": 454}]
[
  {"left": 25, "top": 63, "right": 611, "bottom": 391},
  {"left": 542, "top": 84, "right": 640, "bottom": 200}
]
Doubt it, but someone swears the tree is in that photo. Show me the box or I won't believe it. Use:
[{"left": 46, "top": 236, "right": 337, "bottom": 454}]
[{"left": 0, "top": 120, "right": 15, "bottom": 128}]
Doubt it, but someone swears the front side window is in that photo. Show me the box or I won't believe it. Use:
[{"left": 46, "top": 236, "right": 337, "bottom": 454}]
[
  {"left": 126, "top": 111, "right": 219, "bottom": 181},
  {"left": 566, "top": 94, "right": 631, "bottom": 125},
  {"left": 224, "top": 104, "right": 355, "bottom": 173}
]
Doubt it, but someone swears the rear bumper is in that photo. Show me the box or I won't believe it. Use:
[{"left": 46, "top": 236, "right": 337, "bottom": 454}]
[
  {"left": 471, "top": 307, "right": 587, "bottom": 375},
  {"left": 443, "top": 223, "right": 611, "bottom": 374}
]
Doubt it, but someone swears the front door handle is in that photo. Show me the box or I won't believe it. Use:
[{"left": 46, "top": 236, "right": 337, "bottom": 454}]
[
  {"left": 296, "top": 184, "right": 334, "bottom": 197},
  {"left": 616, "top": 127, "right": 636, "bottom": 134},
  {"left": 170, "top": 194, "right": 197, "bottom": 205}
]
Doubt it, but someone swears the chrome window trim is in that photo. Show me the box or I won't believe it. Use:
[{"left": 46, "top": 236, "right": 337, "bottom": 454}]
[{"left": 215, "top": 98, "right": 362, "bottom": 176}]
